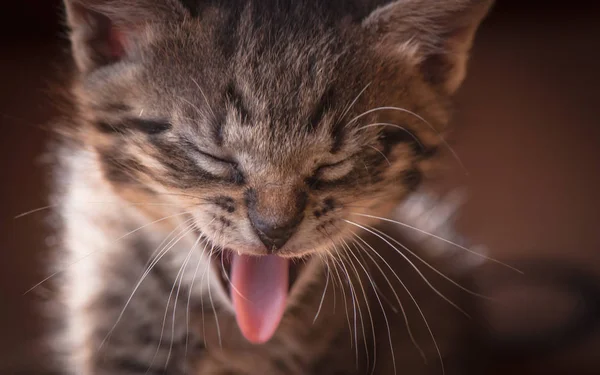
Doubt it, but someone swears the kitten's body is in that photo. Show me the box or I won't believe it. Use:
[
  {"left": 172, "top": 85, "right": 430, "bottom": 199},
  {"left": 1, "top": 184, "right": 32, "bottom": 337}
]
[
  {"left": 53, "top": 1, "right": 493, "bottom": 374},
  {"left": 56, "top": 152, "right": 473, "bottom": 374}
]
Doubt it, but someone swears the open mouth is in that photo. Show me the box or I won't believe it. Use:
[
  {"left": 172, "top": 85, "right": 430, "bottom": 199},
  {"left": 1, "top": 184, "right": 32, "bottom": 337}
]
[{"left": 211, "top": 249, "right": 308, "bottom": 344}]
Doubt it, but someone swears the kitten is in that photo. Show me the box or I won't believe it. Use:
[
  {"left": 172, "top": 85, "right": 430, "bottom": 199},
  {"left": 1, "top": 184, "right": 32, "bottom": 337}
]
[{"left": 52, "top": 0, "right": 493, "bottom": 374}]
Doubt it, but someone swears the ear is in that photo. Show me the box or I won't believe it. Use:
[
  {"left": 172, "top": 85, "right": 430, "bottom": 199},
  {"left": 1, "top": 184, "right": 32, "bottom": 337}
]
[
  {"left": 63, "top": 0, "right": 191, "bottom": 73},
  {"left": 364, "top": 0, "right": 494, "bottom": 94}
]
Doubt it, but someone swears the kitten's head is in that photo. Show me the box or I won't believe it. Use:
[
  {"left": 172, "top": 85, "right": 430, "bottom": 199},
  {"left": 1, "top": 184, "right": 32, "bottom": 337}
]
[{"left": 64, "top": 0, "right": 491, "bottom": 260}]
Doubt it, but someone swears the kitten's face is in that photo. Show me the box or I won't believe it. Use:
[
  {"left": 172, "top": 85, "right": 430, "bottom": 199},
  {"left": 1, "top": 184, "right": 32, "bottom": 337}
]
[
  {"left": 70, "top": 0, "right": 490, "bottom": 259},
  {"left": 85, "top": 28, "right": 432, "bottom": 259}
]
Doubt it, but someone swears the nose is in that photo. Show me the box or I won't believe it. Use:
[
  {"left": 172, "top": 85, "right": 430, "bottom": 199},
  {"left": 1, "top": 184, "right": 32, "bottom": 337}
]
[
  {"left": 250, "top": 215, "right": 301, "bottom": 251},
  {"left": 245, "top": 187, "right": 307, "bottom": 253}
]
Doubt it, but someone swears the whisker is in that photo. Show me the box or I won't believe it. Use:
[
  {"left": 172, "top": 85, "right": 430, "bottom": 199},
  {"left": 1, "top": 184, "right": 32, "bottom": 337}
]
[
  {"left": 23, "top": 250, "right": 97, "bottom": 296},
  {"left": 322, "top": 254, "right": 338, "bottom": 311},
  {"left": 344, "top": 219, "right": 469, "bottom": 317},
  {"left": 14, "top": 200, "right": 197, "bottom": 220},
  {"left": 367, "top": 144, "right": 392, "bottom": 166},
  {"left": 345, "top": 105, "right": 468, "bottom": 175},
  {"left": 15, "top": 204, "right": 56, "bottom": 219},
  {"left": 360, "top": 123, "right": 424, "bottom": 152},
  {"left": 339, "top": 237, "right": 375, "bottom": 373},
  {"left": 340, "top": 82, "right": 372, "bottom": 121},
  {"left": 354, "top": 248, "right": 399, "bottom": 314},
  {"left": 24, "top": 211, "right": 197, "bottom": 296},
  {"left": 191, "top": 77, "right": 216, "bottom": 119},
  {"left": 345, "top": 244, "right": 397, "bottom": 375},
  {"left": 152, "top": 191, "right": 210, "bottom": 202},
  {"left": 351, "top": 233, "right": 426, "bottom": 363},
  {"left": 329, "top": 251, "right": 355, "bottom": 349},
  {"left": 203, "top": 221, "right": 229, "bottom": 349},
  {"left": 366, "top": 224, "right": 490, "bottom": 299},
  {"left": 198, "top": 248, "right": 210, "bottom": 346},
  {"left": 312, "top": 260, "right": 330, "bottom": 324},
  {"left": 206, "top": 244, "right": 222, "bottom": 348},
  {"left": 149, "top": 229, "right": 196, "bottom": 372},
  {"left": 99, "top": 220, "right": 195, "bottom": 351},
  {"left": 352, "top": 213, "right": 522, "bottom": 273},
  {"left": 165, "top": 234, "right": 200, "bottom": 366},
  {"left": 180, "top": 97, "right": 207, "bottom": 120},
  {"left": 346, "top": 220, "right": 452, "bottom": 375},
  {"left": 115, "top": 211, "right": 195, "bottom": 242},
  {"left": 320, "top": 229, "right": 357, "bottom": 349},
  {"left": 337, "top": 248, "right": 361, "bottom": 368},
  {"left": 341, "top": 191, "right": 405, "bottom": 209},
  {"left": 141, "top": 216, "right": 196, "bottom": 272},
  {"left": 185, "top": 239, "right": 210, "bottom": 360},
  {"left": 196, "top": 238, "right": 220, "bottom": 347},
  {"left": 220, "top": 251, "right": 250, "bottom": 302}
]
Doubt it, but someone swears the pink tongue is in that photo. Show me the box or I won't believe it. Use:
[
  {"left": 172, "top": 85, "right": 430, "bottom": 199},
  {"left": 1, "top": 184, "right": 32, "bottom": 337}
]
[{"left": 230, "top": 254, "right": 289, "bottom": 344}]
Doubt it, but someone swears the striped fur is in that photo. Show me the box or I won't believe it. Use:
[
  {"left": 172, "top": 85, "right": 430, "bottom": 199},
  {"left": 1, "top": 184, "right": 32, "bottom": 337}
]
[{"left": 53, "top": 1, "right": 493, "bottom": 374}]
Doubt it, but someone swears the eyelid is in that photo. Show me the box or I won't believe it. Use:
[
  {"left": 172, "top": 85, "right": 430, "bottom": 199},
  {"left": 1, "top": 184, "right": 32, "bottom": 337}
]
[
  {"left": 319, "top": 159, "right": 346, "bottom": 169},
  {"left": 317, "top": 153, "right": 358, "bottom": 170},
  {"left": 315, "top": 157, "right": 354, "bottom": 181},
  {"left": 197, "top": 149, "right": 237, "bottom": 165},
  {"left": 127, "top": 118, "right": 172, "bottom": 134}
]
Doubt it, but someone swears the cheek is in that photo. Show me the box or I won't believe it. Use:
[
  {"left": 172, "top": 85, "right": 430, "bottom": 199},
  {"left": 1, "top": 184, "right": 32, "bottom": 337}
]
[
  {"left": 296, "top": 197, "right": 349, "bottom": 240},
  {"left": 380, "top": 147, "right": 413, "bottom": 179},
  {"left": 360, "top": 150, "right": 422, "bottom": 200},
  {"left": 188, "top": 197, "right": 258, "bottom": 244},
  {"left": 132, "top": 143, "right": 170, "bottom": 174},
  {"left": 323, "top": 187, "right": 406, "bottom": 237}
]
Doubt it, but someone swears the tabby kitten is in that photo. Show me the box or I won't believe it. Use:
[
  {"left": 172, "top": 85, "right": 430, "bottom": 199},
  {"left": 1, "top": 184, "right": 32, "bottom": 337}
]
[{"left": 53, "top": 0, "right": 493, "bottom": 374}]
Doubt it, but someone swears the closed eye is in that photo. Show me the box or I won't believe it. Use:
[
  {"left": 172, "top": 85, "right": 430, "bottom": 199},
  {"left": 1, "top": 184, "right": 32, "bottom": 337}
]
[
  {"left": 186, "top": 143, "right": 244, "bottom": 183},
  {"left": 314, "top": 158, "right": 354, "bottom": 182},
  {"left": 179, "top": 139, "right": 234, "bottom": 166},
  {"left": 96, "top": 118, "right": 173, "bottom": 135},
  {"left": 129, "top": 118, "right": 172, "bottom": 134},
  {"left": 196, "top": 149, "right": 237, "bottom": 167}
]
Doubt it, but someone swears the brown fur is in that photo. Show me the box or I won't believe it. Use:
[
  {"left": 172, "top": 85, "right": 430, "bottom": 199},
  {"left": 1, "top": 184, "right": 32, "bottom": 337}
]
[{"left": 52, "top": 1, "right": 494, "bottom": 374}]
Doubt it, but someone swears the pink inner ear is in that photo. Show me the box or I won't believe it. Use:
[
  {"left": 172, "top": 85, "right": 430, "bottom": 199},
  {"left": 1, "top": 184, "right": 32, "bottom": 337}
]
[{"left": 107, "top": 27, "right": 127, "bottom": 60}]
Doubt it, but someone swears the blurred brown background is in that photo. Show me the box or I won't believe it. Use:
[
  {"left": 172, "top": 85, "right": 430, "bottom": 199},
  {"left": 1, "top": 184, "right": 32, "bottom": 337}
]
[{"left": 1, "top": 1, "right": 599, "bottom": 374}]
